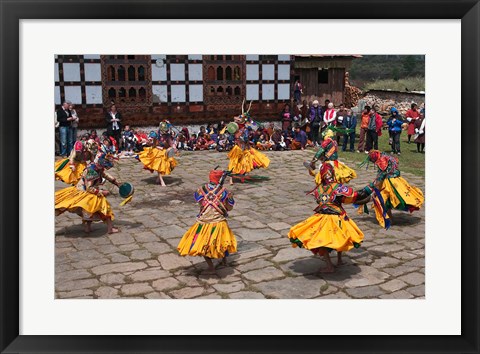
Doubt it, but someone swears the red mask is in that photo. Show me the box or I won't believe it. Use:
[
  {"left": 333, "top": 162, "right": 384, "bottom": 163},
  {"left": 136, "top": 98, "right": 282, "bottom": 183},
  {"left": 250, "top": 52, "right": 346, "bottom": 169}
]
[{"left": 209, "top": 170, "right": 224, "bottom": 184}]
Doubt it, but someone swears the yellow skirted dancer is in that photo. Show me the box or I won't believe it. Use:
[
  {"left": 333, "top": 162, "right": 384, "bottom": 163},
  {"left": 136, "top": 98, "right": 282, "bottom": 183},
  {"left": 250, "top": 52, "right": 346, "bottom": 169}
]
[
  {"left": 55, "top": 153, "right": 121, "bottom": 234},
  {"left": 137, "top": 131, "right": 177, "bottom": 187},
  {"left": 358, "top": 150, "right": 424, "bottom": 229},
  {"left": 178, "top": 170, "right": 236, "bottom": 273},
  {"left": 224, "top": 99, "right": 270, "bottom": 183},
  {"left": 55, "top": 139, "right": 98, "bottom": 185},
  {"left": 227, "top": 144, "right": 270, "bottom": 174},
  {"left": 288, "top": 163, "right": 374, "bottom": 273},
  {"left": 305, "top": 129, "right": 357, "bottom": 184}
]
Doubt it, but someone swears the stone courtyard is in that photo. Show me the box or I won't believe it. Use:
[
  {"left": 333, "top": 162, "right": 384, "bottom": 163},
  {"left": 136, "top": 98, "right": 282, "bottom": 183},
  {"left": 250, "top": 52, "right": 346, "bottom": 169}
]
[{"left": 55, "top": 150, "right": 425, "bottom": 299}]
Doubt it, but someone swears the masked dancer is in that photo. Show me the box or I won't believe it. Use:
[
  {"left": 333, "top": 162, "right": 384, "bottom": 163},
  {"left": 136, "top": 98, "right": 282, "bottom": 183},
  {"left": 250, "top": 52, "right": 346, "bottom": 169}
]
[
  {"left": 226, "top": 100, "right": 270, "bottom": 184},
  {"left": 304, "top": 129, "right": 357, "bottom": 185},
  {"left": 137, "top": 130, "right": 177, "bottom": 187},
  {"left": 55, "top": 153, "right": 121, "bottom": 234},
  {"left": 54, "top": 138, "right": 98, "bottom": 185},
  {"left": 177, "top": 169, "right": 236, "bottom": 273},
  {"left": 359, "top": 150, "right": 424, "bottom": 228},
  {"left": 288, "top": 163, "right": 374, "bottom": 273}
]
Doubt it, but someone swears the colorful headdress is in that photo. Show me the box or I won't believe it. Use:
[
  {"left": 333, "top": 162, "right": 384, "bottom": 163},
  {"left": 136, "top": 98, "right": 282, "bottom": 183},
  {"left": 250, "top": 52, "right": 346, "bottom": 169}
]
[
  {"left": 85, "top": 139, "right": 98, "bottom": 154},
  {"left": 74, "top": 140, "right": 84, "bottom": 152},
  {"left": 209, "top": 170, "right": 224, "bottom": 184},
  {"left": 94, "top": 152, "right": 115, "bottom": 169},
  {"left": 148, "top": 131, "right": 158, "bottom": 140},
  {"left": 322, "top": 129, "right": 335, "bottom": 140},
  {"left": 319, "top": 162, "right": 336, "bottom": 184}
]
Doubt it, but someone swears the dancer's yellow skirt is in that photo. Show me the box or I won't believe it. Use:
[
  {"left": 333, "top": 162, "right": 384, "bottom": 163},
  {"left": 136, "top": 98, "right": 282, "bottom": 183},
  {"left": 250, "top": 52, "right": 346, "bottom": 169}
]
[
  {"left": 138, "top": 147, "right": 177, "bottom": 175},
  {"left": 379, "top": 176, "right": 424, "bottom": 210},
  {"left": 54, "top": 159, "right": 86, "bottom": 185},
  {"left": 55, "top": 186, "right": 114, "bottom": 221},
  {"left": 177, "top": 221, "right": 237, "bottom": 259},
  {"left": 288, "top": 213, "right": 363, "bottom": 252},
  {"left": 227, "top": 145, "right": 270, "bottom": 174},
  {"left": 314, "top": 161, "right": 357, "bottom": 184}
]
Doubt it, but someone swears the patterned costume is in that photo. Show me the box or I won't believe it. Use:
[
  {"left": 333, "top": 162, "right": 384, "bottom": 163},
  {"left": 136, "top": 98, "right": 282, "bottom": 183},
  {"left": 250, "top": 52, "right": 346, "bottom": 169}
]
[
  {"left": 227, "top": 100, "right": 270, "bottom": 174},
  {"left": 55, "top": 153, "right": 119, "bottom": 223},
  {"left": 307, "top": 129, "right": 357, "bottom": 184},
  {"left": 177, "top": 170, "right": 236, "bottom": 259},
  {"left": 138, "top": 131, "right": 177, "bottom": 176},
  {"left": 361, "top": 150, "right": 424, "bottom": 228},
  {"left": 54, "top": 139, "right": 98, "bottom": 185},
  {"left": 289, "top": 163, "right": 373, "bottom": 255}
]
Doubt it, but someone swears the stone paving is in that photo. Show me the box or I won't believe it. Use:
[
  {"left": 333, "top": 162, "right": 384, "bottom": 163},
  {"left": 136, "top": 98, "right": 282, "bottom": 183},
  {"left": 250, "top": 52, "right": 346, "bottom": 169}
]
[{"left": 55, "top": 149, "right": 425, "bottom": 299}]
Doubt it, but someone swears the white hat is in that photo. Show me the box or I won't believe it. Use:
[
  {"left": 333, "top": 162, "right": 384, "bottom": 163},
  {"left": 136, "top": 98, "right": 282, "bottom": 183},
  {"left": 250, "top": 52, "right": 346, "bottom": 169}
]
[{"left": 313, "top": 100, "right": 319, "bottom": 105}]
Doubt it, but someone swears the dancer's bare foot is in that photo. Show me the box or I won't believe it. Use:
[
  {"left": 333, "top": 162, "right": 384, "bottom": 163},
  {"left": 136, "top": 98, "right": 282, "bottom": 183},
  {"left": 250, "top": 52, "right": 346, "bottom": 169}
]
[
  {"left": 221, "top": 257, "right": 228, "bottom": 266},
  {"left": 108, "top": 227, "right": 120, "bottom": 234},
  {"left": 83, "top": 224, "right": 92, "bottom": 233},
  {"left": 336, "top": 252, "right": 344, "bottom": 266},
  {"left": 336, "top": 260, "right": 345, "bottom": 266}
]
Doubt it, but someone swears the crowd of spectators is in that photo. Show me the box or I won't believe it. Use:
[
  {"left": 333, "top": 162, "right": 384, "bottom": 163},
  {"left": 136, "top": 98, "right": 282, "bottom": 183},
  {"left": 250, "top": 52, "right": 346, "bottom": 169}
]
[{"left": 55, "top": 100, "right": 425, "bottom": 158}]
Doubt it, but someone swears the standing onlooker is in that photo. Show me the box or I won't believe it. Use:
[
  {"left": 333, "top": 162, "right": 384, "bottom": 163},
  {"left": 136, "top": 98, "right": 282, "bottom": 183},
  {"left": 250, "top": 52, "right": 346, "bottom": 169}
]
[
  {"left": 336, "top": 103, "right": 348, "bottom": 144},
  {"left": 56, "top": 101, "right": 74, "bottom": 157},
  {"left": 405, "top": 103, "right": 419, "bottom": 144},
  {"left": 387, "top": 107, "right": 404, "bottom": 155},
  {"left": 322, "top": 102, "right": 337, "bottom": 138},
  {"left": 300, "top": 100, "right": 310, "bottom": 134},
  {"left": 365, "top": 107, "right": 383, "bottom": 152},
  {"left": 342, "top": 109, "right": 357, "bottom": 152},
  {"left": 357, "top": 105, "right": 370, "bottom": 153},
  {"left": 414, "top": 110, "right": 425, "bottom": 153},
  {"left": 105, "top": 104, "right": 122, "bottom": 148},
  {"left": 69, "top": 102, "right": 80, "bottom": 145},
  {"left": 293, "top": 79, "right": 303, "bottom": 103},
  {"left": 54, "top": 105, "right": 60, "bottom": 156},
  {"left": 280, "top": 104, "right": 293, "bottom": 131},
  {"left": 309, "top": 100, "right": 323, "bottom": 146}
]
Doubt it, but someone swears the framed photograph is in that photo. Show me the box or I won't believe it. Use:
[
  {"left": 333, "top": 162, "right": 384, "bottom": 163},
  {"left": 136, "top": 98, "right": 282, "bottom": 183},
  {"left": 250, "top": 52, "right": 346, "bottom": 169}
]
[{"left": 1, "top": 0, "right": 478, "bottom": 353}]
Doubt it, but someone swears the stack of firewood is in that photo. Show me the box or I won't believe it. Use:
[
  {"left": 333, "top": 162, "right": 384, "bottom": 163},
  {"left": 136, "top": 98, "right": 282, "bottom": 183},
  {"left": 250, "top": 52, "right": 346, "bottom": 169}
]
[{"left": 344, "top": 72, "right": 363, "bottom": 108}]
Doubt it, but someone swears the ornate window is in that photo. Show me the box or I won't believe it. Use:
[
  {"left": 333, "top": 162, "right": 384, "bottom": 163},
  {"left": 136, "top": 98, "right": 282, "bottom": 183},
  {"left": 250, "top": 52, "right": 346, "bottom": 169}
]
[
  {"left": 226, "top": 66, "right": 232, "bottom": 80},
  {"left": 128, "top": 66, "right": 135, "bottom": 81},
  {"left": 203, "top": 55, "right": 246, "bottom": 106},
  {"left": 101, "top": 55, "right": 152, "bottom": 108},
  {"left": 118, "top": 66, "right": 125, "bottom": 81},
  {"left": 216, "top": 67, "right": 223, "bottom": 80}
]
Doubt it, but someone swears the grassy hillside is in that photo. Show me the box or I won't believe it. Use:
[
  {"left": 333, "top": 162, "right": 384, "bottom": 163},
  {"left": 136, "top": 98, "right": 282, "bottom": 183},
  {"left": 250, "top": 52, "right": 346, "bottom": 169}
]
[{"left": 349, "top": 55, "right": 425, "bottom": 91}]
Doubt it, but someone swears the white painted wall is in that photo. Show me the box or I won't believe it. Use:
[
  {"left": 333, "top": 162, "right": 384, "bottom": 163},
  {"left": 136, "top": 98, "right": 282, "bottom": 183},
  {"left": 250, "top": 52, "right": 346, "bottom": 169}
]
[
  {"left": 246, "top": 64, "right": 259, "bottom": 80},
  {"left": 262, "top": 84, "right": 275, "bottom": 100},
  {"left": 171, "top": 85, "right": 186, "bottom": 102},
  {"left": 64, "top": 86, "right": 82, "bottom": 104},
  {"left": 170, "top": 64, "right": 185, "bottom": 81},
  {"left": 85, "top": 86, "right": 103, "bottom": 104},
  {"left": 63, "top": 63, "right": 81, "bottom": 82},
  {"left": 189, "top": 85, "right": 203, "bottom": 102},
  {"left": 188, "top": 64, "right": 202, "bottom": 81},
  {"left": 246, "top": 84, "right": 259, "bottom": 100},
  {"left": 84, "top": 63, "right": 101, "bottom": 81}
]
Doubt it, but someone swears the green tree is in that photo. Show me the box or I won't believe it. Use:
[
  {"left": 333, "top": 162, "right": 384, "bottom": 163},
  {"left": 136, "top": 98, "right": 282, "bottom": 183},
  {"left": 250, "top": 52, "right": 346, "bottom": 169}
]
[
  {"left": 402, "top": 55, "right": 416, "bottom": 75},
  {"left": 392, "top": 67, "right": 400, "bottom": 81}
]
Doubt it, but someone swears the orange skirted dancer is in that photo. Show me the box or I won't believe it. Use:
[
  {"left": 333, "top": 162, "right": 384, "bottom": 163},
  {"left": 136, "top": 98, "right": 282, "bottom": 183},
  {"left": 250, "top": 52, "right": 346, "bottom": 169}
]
[
  {"left": 55, "top": 153, "right": 121, "bottom": 234},
  {"left": 288, "top": 163, "right": 374, "bottom": 273},
  {"left": 177, "top": 170, "right": 236, "bottom": 273}
]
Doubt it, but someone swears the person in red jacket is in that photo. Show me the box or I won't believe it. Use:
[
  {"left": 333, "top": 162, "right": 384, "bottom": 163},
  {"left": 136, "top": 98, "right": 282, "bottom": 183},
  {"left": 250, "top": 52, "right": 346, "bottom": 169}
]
[
  {"left": 405, "top": 103, "right": 420, "bottom": 144},
  {"left": 365, "top": 107, "right": 383, "bottom": 153}
]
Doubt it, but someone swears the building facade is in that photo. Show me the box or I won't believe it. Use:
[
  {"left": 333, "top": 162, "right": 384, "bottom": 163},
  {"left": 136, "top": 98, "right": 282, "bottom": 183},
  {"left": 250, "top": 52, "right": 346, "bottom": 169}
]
[{"left": 54, "top": 55, "right": 356, "bottom": 128}]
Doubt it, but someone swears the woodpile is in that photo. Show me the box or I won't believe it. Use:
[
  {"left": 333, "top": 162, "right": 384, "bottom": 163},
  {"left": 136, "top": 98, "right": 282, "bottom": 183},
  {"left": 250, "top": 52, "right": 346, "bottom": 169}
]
[{"left": 344, "top": 72, "right": 362, "bottom": 108}]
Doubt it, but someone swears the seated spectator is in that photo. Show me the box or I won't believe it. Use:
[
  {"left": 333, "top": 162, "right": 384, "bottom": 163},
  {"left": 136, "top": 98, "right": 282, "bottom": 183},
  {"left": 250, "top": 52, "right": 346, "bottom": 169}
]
[
  {"left": 101, "top": 132, "right": 118, "bottom": 154},
  {"left": 291, "top": 125, "right": 308, "bottom": 150},
  {"left": 270, "top": 129, "right": 284, "bottom": 151},
  {"left": 188, "top": 134, "right": 198, "bottom": 150},
  {"left": 176, "top": 132, "right": 188, "bottom": 150},
  {"left": 217, "top": 134, "right": 228, "bottom": 151},
  {"left": 100, "top": 136, "right": 116, "bottom": 155},
  {"left": 122, "top": 125, "right": 136, "bottom": 156},
  {"left": 89, "top": 130, "right": 101, "bottom": 144},
  {"left": 256, "top": 134, "right": 272, "bottom": 151},
  {"left": 196, "top": 133, "right": 208, "bottom": 150}
]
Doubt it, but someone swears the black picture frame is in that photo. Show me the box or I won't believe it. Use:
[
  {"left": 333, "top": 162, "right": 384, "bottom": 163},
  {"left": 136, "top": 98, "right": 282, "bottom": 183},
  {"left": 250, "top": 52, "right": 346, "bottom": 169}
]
[{"left": 1, "top": 0, "right": 478, "bottom": 353}]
